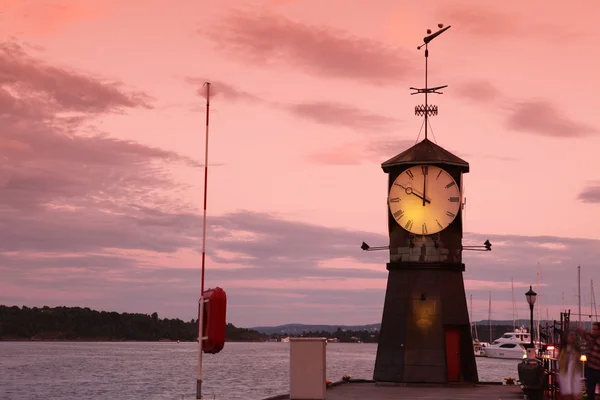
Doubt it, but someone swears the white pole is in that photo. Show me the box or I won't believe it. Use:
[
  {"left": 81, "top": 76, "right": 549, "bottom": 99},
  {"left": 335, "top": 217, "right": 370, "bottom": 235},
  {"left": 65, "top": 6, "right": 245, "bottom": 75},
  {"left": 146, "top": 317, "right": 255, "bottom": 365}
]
[{"left": 196, "top": 82, "right": 211, "bottom": 399}]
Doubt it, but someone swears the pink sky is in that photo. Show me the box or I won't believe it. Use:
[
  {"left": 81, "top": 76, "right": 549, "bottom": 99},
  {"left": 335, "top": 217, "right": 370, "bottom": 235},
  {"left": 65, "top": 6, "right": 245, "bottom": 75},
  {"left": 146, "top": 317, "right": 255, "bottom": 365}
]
[{"left": 1, "top": 0, "right": 600, "bottom": 328}]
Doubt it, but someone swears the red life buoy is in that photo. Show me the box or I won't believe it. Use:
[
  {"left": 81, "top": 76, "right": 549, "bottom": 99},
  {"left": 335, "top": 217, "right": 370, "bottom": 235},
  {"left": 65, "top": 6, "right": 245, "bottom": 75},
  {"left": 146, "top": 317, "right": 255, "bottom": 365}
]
[{"left": 199, "top": 287, "right": 227, "bottom": 354}]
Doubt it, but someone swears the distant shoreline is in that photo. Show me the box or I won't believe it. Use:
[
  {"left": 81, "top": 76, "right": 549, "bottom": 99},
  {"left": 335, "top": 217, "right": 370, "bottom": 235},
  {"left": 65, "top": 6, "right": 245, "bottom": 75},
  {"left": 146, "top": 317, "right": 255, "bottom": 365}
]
[{"left": 0, "top": 338, "right": 261, "bottom": 343}]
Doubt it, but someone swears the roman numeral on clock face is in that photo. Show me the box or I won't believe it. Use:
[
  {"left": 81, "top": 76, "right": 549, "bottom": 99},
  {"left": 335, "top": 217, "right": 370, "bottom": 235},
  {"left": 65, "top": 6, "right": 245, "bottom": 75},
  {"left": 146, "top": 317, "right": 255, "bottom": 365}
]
[
  {"left": 446, "top": 211, "right": 456, "bottom": 218},
  {"left": 422, "top": 223, "right": 427, "bottom": 234},
  {"left": 445, "top": 182, "right": 456, "bottom": 189},
  {"left": 405, "top": 220, "right": 413, "bottom": 230},
  {"left": 405, "top": 169, "right": 414, "bottom": 179},
  {"left": 393, "top": 210, "right": 404, "bottom": 219},
  {"left": 390, "top": 197, "right": 400, "bottom": 203}
]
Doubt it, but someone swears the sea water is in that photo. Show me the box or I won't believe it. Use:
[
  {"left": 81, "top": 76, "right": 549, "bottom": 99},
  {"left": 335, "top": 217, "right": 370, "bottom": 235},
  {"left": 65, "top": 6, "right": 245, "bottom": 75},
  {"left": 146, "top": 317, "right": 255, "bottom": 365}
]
[{"left": 0, "top": 341, "right": 520, "bottom": 400}]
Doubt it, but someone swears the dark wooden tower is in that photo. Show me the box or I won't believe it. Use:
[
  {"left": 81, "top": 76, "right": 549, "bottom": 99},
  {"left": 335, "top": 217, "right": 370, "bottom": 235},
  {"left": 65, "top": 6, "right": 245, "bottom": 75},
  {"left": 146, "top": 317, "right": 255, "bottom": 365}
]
[{"left": 373, "top": 25, "right": 479, "bottom": 384}]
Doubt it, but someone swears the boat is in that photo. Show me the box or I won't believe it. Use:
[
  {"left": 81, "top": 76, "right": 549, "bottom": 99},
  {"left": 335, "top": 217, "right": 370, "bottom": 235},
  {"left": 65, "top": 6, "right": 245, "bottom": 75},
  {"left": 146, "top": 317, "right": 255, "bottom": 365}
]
[
  {"left": 473, "top": 339, "right": 488, "bottom": 357},
  {"left": 482, "top": 327, "right": 531, "bottom": 359},
  {"left": 469, "top": 296, "right": 487, "bottom": 357}
]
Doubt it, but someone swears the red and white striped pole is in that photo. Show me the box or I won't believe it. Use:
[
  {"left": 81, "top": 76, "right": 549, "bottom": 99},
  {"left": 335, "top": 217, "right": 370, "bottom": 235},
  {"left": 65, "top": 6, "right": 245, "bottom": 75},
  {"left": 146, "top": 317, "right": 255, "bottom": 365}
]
[{"left": 196, "top": 81, "right": 211, "bottom": 399}]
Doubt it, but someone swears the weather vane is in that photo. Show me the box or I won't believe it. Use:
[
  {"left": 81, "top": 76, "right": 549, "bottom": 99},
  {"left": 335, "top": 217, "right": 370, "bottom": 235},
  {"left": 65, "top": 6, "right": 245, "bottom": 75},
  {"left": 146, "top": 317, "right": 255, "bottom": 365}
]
[{"left": 410, "top": 24, "right": 451, "bottom": 140}]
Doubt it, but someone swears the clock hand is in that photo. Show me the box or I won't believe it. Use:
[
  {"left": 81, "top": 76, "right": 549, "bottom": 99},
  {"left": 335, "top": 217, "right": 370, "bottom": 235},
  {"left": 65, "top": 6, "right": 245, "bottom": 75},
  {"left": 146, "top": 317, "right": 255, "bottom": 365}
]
[
  {"left": 395, "top": 184, "right": 431, "bottom": 204},
  {"left": 422, "top": 171, "right": 427, "bottom": 207},
  {"left": 412, "top": 191, "right": 431, "bottom": 204}
]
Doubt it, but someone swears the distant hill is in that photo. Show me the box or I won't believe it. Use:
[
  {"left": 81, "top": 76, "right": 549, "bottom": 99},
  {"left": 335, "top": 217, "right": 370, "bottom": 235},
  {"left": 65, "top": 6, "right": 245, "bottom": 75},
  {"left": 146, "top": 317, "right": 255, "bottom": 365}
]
[
  {"left": 251, "top": 323, "right": 381, "bottom": 335},
  {"left": 475, "top": 319, "right": 562, "bottom": 327},
  {"left": 250, "top": 319, "right": 569, "bottom": 334}
]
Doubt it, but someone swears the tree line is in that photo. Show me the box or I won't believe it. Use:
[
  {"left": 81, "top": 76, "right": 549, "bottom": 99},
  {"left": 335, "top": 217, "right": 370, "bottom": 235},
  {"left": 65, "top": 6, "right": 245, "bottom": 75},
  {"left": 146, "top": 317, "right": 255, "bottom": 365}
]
[
  {"left": 0, "top": 305, "right": 262, "bottom": 342},
  {"left": 0, "top": 305, "right": 379, "bottom": 342}
]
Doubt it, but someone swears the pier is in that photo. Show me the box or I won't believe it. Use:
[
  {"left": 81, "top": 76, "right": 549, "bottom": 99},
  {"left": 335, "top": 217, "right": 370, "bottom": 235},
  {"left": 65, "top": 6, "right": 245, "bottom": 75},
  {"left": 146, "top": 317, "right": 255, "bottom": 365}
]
[
  {"left": 261, "top": 337, "right": 556, "bottom": 400},
  {"left": 324, "top": 381, "right": 524, "bottom": 399},
  {"left": 264, "top": 380, "right": 525, "bottom": 400}
]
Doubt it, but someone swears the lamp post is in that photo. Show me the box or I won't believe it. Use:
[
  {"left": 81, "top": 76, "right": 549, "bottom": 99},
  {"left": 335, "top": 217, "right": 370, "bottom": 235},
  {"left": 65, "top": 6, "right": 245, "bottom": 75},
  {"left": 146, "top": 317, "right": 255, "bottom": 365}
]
[{"left": 525, "top": 285, "right": 537, "bottom": 349}]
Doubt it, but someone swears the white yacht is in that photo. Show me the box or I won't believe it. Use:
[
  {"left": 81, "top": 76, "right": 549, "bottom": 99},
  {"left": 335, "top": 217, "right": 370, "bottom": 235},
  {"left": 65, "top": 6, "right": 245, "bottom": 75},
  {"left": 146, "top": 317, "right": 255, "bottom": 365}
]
[{"left": 482, "top": 327, "right": 531, "bottom": 359}]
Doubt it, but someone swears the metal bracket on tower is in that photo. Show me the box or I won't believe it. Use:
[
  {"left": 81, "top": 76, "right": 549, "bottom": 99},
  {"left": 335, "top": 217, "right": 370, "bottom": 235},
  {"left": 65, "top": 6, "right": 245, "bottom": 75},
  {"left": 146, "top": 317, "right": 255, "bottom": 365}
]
[
  {"left": 360, "top": 242, "right": 389, "bottom": 252},
  {"left": 462, "top": 240, "right": 492, "bottom": 252},
  {"left": 414, "top": 104, "right": 439, "bottom": 117}
]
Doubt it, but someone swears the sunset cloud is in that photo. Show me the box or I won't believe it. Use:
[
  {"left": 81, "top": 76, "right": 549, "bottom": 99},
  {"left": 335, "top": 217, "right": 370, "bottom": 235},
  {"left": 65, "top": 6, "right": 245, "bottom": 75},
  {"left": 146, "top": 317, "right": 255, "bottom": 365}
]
[
  {"left": 455, "top": 80, "right": 598, "bottom": 138},
  {"left": 1, "top": 0, "right": 113, "bottom": 36},
  {"left": 187, "top": 79, "right": 399, "bottom": 131},
  {"left": 0, "top": 41, "right": 197, "bottom": 251},
  {"left": 0, "top": 42, "right": 151, "bottom": 113},
  {"left": 2, "top": 205, "right": 598, "bottom": 326},
  {"left": 455, "top": 80, "right": 502, "bottom": 103},
  {"left": 287, "top": 102, "right": 400, "bottom": 132},
  {"left": 506, "top": 101, "right": 598, "bottom": 138},
  {"left": 578, "top": 183, "right": 600, "bottom": 204},
  {"left": 186, "top": 78, "right": 264, "bottom": 103},
  {"left": 307, "top": 138, "right": 416, "bottom": 165},
  {"left": 435, "top": 3, "right": 579, "bottom": 41},
  {"left": 201, "top": 10, "right": 415, "bottom": 85},
  {"left": 3, "top": 0, "right": 600, "bottom": 330}
]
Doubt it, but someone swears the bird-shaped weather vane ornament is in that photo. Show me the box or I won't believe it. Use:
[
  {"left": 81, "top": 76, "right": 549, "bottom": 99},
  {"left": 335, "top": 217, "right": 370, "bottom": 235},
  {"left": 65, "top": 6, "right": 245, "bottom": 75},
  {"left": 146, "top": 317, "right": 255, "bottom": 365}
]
[{"left": 410, "top": 23, "right": 451, "bottom": 141}]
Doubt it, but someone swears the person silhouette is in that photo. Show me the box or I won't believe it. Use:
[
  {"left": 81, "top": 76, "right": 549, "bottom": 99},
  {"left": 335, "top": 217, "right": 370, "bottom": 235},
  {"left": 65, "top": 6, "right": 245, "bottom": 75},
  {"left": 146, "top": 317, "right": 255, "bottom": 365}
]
[
  {"left": 577, "top": 322, "right": 600, "bottom": 400},
  {"left": 558, "top": 330, "right": 582, "bottom": 400}
]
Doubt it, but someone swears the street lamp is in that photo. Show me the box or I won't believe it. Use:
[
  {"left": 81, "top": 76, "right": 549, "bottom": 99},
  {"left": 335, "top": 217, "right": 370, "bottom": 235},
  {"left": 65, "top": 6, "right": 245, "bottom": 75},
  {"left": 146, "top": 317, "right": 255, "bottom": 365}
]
[{"left": 525, "top": 285, "right": 537, "bottom": 349}]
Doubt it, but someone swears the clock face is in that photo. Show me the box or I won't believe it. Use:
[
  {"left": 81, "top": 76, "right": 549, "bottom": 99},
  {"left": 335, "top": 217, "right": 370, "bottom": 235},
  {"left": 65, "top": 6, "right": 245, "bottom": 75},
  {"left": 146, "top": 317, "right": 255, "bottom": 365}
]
[{"left": 388, "top": 165, "right": 461, "bottom": 235}]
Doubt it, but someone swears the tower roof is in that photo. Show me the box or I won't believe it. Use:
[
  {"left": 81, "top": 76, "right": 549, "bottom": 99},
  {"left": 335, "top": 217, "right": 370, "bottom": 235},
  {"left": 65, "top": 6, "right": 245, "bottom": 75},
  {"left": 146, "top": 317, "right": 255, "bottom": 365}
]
[{"left": 381, "top": 138, "right": 469, "bottom": 173}]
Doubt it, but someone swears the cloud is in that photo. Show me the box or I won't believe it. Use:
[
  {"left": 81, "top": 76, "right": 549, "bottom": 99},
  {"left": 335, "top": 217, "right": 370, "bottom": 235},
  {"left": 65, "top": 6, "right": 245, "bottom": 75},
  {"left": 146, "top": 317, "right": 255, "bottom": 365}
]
[
  {"left": 187, "top": 78, "right": 399, "bottom": 131},
  {"left": 435, "top": 3, "right": 579, "bottom": 41},
  {"left": 2, "top": 207, "right": 599, "bottom": 326},
  {"left": 307, "top": 138, "right": 416, "bottom": 165},
  {"left": 578, "top": 183, "right": 600, "bottom": 204},
  {"left": 1, "top": 42, "right": 151, "bottom": 112},
  {"left": 455, "top": 80, "right": 502, "bottom": 103},
  {"left": 263, "top": 0, "right": 298, "bottom": 7},
  {"left": 0, "top": 206, "right": 200, "bottom": 254},
  {"left": 287, "top": 102, "right": 400, "bottom": 131},
  {"left": 0, "top": 40, "right": 208, "bottom": 323},
  {"left": 200, "top": 10, "right": 415, "bottom": 85},
  {"left": 0, "top": 41, "right": 197, "bottom": 213},
  {"left": 185, "top": 78, "right": 263, "bottom": 103},
  {"left": 455, "top": 80, "right": 598, "bottom": 138},
  {"left": 205, "top": 212, "right": 600, "bottom": 324},
  {"left": 1, "top": 0, "right": 114, "bottom": 36},
  {"left": 506, "top": 101, "right": 598, "bottom": 138},
  {"left": 205, "top": 211, "right": 600, "bottom": 284}
]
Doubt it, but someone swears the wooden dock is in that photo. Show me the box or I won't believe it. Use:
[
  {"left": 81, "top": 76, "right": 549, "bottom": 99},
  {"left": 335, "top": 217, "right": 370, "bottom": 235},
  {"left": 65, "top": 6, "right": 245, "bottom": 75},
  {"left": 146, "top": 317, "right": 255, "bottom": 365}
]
[{"left": 263, "top": 381, "right": 529, "bottom": 400}]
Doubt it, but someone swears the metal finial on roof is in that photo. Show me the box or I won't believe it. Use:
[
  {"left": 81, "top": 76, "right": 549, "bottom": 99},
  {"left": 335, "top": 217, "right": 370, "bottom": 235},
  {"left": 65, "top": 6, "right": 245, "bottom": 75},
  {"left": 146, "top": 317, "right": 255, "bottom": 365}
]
[{"left": 409, "top": 24, "right": 451, "bottom": 141}]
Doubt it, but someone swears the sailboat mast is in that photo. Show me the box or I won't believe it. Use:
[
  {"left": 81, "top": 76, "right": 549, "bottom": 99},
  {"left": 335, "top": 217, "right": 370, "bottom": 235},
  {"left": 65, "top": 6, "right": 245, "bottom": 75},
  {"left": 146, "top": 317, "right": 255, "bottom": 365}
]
[
  {"left": 592, "top": 280, "right": 598, "bottom": 321},
  {"left": 470, "top": 294, "right": 473, "bottom": 334},
  {"left": 511, "top": 278, "right": 515, "bottom": 330},
  {"left": 578, "top": 265, "right": 582, "bottom": 329},
  {"left": 488, "top": 291, "right": 492, "bottom": 343},
  {"left": 536, "top": 262, "right": 541, "bottom": 343}
]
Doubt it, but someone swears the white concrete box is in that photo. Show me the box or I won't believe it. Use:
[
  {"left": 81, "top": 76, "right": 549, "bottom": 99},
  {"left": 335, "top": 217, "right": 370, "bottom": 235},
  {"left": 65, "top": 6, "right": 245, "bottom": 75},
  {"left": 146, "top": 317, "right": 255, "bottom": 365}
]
[{"left": 289, "top": 338, "right": 327, "bottom": 400}]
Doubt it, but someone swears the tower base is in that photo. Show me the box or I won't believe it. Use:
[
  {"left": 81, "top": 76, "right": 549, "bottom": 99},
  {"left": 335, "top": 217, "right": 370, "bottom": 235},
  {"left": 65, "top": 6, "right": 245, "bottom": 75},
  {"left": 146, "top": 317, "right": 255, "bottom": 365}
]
[{"left": 373, "top": 262, "right": 478, "bottom": 383}]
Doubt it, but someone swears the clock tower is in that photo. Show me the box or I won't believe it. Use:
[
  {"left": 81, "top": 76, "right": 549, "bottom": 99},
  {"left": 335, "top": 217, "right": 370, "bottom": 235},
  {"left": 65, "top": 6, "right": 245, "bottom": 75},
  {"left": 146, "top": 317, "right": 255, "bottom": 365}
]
[{"left": 373, "top": 25, "right": 478, "bottom": 384}]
